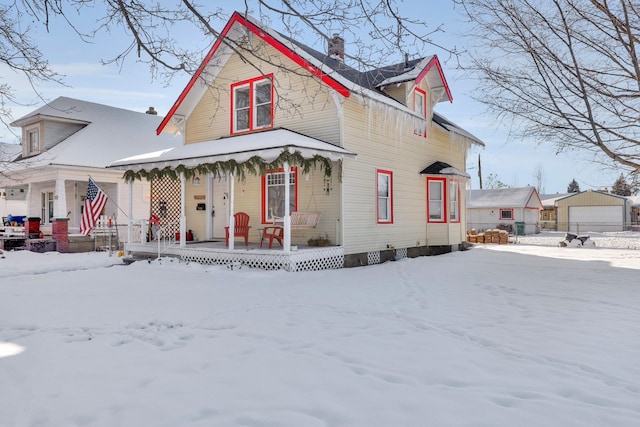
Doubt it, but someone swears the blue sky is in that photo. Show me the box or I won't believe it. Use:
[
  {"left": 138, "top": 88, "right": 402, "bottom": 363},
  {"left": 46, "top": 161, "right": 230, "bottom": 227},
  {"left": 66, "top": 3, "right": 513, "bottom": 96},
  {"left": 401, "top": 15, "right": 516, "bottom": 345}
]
[{"left": 0, "top": 0, "right": 624, "bottom": 193}]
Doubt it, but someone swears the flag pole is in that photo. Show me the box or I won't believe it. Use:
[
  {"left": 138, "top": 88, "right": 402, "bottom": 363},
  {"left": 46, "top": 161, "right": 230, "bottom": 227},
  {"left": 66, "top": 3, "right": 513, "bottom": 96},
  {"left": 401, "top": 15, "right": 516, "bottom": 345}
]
[{"left": 87, "top": 175, "right": 130, "bottom": 220}]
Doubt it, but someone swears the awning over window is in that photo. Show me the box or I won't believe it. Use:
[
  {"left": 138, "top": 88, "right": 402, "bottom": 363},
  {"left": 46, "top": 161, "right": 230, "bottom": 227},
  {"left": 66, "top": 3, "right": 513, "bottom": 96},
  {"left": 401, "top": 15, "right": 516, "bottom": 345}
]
[
  {"left": 110, "top": 128, "right": 356, "bottom": 172},
  {"left": 420, "top": 161, "right": 470, "bottom": 178}
]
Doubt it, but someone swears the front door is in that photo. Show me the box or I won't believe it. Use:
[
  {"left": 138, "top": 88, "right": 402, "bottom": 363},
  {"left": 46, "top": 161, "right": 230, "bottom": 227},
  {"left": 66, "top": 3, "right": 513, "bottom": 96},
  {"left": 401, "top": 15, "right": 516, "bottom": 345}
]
[
  {"left": 40, "top": 191, "right": 54, "bottom": 224},
  {"left": 211, "top": 176, "right": 228, "bottom": 239}
]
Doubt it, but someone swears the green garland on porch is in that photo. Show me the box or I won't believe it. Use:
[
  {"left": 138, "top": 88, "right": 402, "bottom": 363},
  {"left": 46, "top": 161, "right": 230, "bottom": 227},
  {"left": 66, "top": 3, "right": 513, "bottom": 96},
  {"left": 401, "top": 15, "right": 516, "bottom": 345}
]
[{"left": 122, "top": 149, "right": 335, "bottom": 183}]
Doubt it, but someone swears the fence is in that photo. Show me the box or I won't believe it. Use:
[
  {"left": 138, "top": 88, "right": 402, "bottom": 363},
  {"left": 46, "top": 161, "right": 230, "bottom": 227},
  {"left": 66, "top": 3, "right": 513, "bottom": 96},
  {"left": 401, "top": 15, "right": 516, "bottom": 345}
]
[
  {"left": 555, "top": 222, "right": 639, "bottom": 233},
  {"left": 468, "top": 221, "right": 640, "bottom": 236}
]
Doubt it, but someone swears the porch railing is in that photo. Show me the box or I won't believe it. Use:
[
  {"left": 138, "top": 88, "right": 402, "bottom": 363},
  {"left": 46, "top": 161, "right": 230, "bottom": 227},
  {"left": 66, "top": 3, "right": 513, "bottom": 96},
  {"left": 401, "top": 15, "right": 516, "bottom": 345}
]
[{"left": 145, "top": 218, "right": 180, "bottom": 259}]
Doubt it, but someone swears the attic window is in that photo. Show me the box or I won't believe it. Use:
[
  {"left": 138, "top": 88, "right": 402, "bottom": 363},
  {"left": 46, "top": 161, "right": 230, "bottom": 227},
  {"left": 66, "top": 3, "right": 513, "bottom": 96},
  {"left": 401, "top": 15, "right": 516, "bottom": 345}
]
[
  {"left": 28, "top": 129, "right": 40, "bottom": 153},
  {"left": 414, "top": 88, "right": 427, "bottom": 138},
  {"left": 231, "top": 75, "right": 274, "bottom": 134}
]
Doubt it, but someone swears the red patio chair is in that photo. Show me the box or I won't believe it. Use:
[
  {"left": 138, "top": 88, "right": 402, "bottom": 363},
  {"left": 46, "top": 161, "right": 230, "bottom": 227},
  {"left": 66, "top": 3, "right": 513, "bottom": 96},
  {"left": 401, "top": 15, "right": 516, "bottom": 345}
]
[
  {"left": 225, "top": 212, "right": 251, "bottom": 246},
  {"left": 260, "top": 226, "right": 284, "bottom": 249}
]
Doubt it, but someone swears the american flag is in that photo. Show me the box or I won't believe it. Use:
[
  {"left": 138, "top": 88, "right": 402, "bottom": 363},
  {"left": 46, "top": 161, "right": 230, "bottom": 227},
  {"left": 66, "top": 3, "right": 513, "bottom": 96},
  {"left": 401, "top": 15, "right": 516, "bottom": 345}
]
[{"left": 80, "top": 178, "right": 108, "bottom": 236}]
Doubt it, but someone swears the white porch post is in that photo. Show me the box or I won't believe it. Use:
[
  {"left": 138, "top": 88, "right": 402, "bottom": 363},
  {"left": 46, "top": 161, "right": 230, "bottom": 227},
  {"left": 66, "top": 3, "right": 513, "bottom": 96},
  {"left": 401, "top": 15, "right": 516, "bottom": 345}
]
[
  {"left": 228, "top": 173, "right": 235, "bottom": 250},
  {"left": 205, "top": 174, "right": 213, "bottom": 240},
  {"left": 54, "top": 178, "right": 67, "bottom": 218},
  {"left": 180, "top": 172, "right": 186, "bottom": 247},
  {"left": 283, "top": 162, "right": 291, "bottom": 252},
  {"left": 26, "top": 183, "right": 33, "bottom": 217},
  {"left": 127, "top": 180, "right": 133, "bottom": 252}
]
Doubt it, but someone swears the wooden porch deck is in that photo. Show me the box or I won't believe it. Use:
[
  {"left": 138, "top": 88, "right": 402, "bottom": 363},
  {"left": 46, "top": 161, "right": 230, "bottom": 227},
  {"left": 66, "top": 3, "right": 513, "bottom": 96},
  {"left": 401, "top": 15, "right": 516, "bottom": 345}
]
[{"left": 125, "top": 240, "right": 344, "bottom": 272}]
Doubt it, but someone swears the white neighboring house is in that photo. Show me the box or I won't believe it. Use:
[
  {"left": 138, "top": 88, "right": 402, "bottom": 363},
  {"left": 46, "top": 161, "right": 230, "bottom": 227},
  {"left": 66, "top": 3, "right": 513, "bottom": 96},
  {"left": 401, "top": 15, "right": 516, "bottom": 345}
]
[
  {"left": 0, "top": 142, "right": 26, "bottom": 222},
  {"left": 467, "top": 187, "right": 542, "bottom": 235},
  {"left": 0, "top": 97, "right": 179, "bottom": 245}
]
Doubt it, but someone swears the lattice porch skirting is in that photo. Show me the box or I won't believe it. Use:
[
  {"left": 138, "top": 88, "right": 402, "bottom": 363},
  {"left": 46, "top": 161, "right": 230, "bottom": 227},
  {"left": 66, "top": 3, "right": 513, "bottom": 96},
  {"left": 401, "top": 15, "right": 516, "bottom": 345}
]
[{"left": 127, "top": 244, "right": 344, "bottom": 272}]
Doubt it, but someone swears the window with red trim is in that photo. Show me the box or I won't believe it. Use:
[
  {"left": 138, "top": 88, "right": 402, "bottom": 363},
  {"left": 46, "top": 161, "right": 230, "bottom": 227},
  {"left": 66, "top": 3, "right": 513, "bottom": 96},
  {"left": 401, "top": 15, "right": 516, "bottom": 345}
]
[
  {"left": 231, "top": 75, "right": 274, "bottom": 134},
  {"left": 500, "top": 208, "right": 514, "bottom": 220},
  {"left": 261, "top": 168, "right": 298, "bottom": 223},
  {"left": 449, "top": 180, "right": 460, "bottom": 223},
  {"left": 377, "top": 169, "right": 393, "bottom": 224},
  {"left": 427, "top": 177, "right": 446, "bottom": 223},
  {"left": 414, "top": 88, "right": 427, "bottom": 137}
]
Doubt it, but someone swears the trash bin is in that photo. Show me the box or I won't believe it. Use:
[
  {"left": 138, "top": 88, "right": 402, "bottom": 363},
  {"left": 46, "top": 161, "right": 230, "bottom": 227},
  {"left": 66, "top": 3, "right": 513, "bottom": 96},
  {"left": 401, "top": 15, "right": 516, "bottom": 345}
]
[
  {"left": 515, "top": 221, "right": 525, "bottom": 235},
  {"left": 26, "top": 217, "right": 41, "bottom": 239},
  {"left": 27, "top": 217, "right": 41, "bottom": 233}
]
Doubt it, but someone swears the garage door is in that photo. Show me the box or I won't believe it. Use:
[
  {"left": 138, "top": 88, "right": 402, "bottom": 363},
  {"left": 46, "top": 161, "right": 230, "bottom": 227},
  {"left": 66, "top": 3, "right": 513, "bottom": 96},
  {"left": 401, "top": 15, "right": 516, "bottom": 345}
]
[{"left": 568, "top": 206, "right": 623, "bottom": 232}]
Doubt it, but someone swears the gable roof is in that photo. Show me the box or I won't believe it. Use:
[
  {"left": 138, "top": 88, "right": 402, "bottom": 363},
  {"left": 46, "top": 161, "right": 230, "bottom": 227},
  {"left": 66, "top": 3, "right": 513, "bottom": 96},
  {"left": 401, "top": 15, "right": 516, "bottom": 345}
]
[
  {"left": 157, "top": 11, "right": 453, "bottom": 135},
  {"left": 468, "top": 187, "right": 542, "bottom": 209},
  {"left": 9, "top": 97, "right": 180, "bottom": 170},
  {"left": 555, "top": 189, "right": 628, "bottom": 203}
]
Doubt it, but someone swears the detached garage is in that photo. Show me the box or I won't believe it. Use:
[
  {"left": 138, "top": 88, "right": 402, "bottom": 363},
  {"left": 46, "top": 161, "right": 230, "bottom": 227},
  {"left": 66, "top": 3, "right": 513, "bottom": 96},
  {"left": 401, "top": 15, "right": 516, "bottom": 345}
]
[{"left": 556, "top": 190, "right": 628, "bottom": 233}]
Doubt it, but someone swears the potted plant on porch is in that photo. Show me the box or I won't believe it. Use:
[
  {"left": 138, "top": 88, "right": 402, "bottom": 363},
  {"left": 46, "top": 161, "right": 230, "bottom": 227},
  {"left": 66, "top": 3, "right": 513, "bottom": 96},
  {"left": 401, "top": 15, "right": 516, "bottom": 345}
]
[{"left": 307, "top": 233, "right": 331, "bottom": 247}]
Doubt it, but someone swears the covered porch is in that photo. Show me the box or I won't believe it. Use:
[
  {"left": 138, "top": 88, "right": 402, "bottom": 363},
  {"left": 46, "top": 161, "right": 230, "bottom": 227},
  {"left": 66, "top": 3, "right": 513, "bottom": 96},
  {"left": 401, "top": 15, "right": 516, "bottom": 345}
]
[{"left": 111, "top": 128, "right": 356, "bottom": 270}]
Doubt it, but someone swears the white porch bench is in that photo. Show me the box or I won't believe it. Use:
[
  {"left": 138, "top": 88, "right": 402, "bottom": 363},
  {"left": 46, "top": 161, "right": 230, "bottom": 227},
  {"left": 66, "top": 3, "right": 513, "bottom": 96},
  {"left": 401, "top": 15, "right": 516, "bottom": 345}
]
[{"left": 275, "top": 211, "right": 321, "bottom": 230}]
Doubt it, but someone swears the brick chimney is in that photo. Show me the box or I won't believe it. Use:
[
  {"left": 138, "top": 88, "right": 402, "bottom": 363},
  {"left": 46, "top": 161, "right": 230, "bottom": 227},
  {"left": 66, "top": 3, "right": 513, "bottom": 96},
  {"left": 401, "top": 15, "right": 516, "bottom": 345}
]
[
  {"left": 328, "top": 34, "right": 345, "bottom": 61},
  {"left": 146, "top": 106, "right": 158, "bottom": 115}
]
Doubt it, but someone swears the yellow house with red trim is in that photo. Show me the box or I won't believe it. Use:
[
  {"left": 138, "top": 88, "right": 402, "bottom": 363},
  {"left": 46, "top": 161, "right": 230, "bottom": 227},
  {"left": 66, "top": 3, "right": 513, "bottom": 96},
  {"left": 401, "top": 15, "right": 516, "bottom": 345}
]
[{"left": 112, "top": 11, "right": 484, "bottom": 269}]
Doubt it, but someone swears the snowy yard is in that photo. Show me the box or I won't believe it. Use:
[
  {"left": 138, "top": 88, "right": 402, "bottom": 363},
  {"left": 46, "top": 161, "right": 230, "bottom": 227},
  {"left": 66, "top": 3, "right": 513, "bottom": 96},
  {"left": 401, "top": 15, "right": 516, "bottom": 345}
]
[{"left": 1, "top": 232, "right": 640, "bottom": 426}]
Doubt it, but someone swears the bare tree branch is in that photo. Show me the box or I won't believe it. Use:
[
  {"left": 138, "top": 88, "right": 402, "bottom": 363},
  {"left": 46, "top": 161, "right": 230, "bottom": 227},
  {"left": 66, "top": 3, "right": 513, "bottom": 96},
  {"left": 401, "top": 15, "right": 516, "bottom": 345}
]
[
  {"left": 457, "top": 0, "right": 640, "bottom": 173},
  {"left": 0, "top": 0, "right": 456, "bottom": 135}
]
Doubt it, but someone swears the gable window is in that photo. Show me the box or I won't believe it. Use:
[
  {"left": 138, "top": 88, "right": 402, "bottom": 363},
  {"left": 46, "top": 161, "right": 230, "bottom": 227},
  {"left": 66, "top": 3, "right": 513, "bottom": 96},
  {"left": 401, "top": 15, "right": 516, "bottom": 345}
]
[
  {"left": 231, "top": 75, "right": 274, "bottom": 134},
  {"left": 28, "top": 129, "right": 40, "bottom": 153},
  {"left": 262, "top": 167, "right": 297, "bottom": 223},
  {"left": 377, "top": 169, "right": 393, "bottom": 224},
  {"left": 449, "top": 180, "right": 459, "bottom": 223},
  {"left": 427, "top": 177, "right": 446, "bottom": 223},
  {"left": 414, "top": 87, "right": 427, "bottom": 137},
  {"left": 500, "top": 208, "right": 514, "bottom": 220}
]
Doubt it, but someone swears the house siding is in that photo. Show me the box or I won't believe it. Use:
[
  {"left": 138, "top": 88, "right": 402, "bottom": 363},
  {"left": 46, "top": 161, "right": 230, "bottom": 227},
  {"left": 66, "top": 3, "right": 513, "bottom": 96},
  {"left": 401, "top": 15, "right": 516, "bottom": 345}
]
[
  {"left": 185, "top": 41, "right": 340, "bottom": 146},
  {"left": 341, "top": 95, "right": 467, "bottom": 255},
  {"left": 43, "top": 121, "right": 85, "bottom": 150}
]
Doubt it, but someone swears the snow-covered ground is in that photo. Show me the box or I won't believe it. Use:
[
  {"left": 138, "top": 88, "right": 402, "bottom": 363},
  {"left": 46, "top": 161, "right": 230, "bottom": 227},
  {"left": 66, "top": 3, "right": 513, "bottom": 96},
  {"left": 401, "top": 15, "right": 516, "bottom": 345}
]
[{"left": 2, "top": 232, "right": 640, "bottom": 426}]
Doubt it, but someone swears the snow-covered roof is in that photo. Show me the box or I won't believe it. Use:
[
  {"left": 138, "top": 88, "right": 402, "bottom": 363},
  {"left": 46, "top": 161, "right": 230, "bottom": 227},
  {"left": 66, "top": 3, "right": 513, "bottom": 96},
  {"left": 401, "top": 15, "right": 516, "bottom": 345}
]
[
  {"left": 420, "top": 161, "right": 470, "bottom": 178},
  {"left": 432, "top": 113, "right": 484, "bottom": 147},
  {"left": 539, "top": 193, "right": 572, "bottom": 207},
  {"left": 0, "top": 142, "right": 22, "bottom": 162},
  {"left": 627, "top": 195, "right": 640, "bottom": 207},
  {"left": 467, "top": 187, "right": 541, "bottom": 209},
  {"left": 10, "top": 97, "right": 180, "bottom": 170},
  {"left": 110, "top": 128, "right": 356, "bottom": 171}
]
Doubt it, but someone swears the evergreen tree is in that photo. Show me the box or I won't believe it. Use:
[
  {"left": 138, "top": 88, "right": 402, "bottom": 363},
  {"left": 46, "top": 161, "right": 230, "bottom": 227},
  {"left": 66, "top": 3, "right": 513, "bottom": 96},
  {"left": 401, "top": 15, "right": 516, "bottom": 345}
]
[
  {"left": 567, "top": 179, "right": 580, "bottom": 193},
  {"left": 611, "top": 174, "right": 632, "bottom": 196}
]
